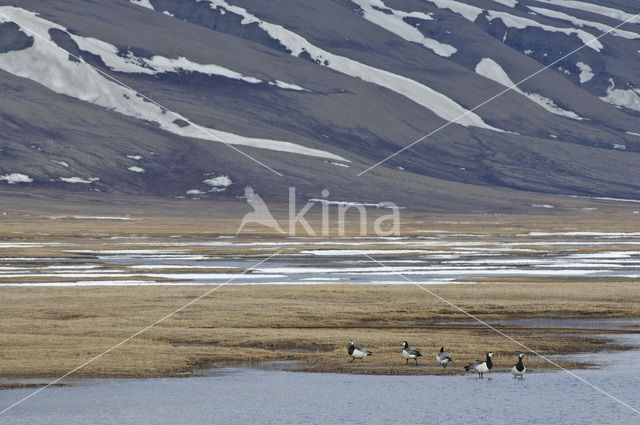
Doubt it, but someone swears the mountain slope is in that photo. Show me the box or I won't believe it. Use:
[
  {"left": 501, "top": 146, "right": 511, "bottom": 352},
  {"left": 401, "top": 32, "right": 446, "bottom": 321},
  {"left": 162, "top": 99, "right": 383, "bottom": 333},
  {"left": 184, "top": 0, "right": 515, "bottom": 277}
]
[{"left": 0, "top": 0, "right": 638, "bottom": 210}]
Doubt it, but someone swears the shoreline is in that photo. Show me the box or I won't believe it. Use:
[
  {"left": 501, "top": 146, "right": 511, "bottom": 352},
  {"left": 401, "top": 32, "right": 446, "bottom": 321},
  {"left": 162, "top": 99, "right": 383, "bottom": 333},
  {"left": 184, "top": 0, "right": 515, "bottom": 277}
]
[
  {"left": 1, "top": 331, "right": 637, "bottom": 389},
  {"left": 1, "top": 283, "right": 638, "bottom": 381}
]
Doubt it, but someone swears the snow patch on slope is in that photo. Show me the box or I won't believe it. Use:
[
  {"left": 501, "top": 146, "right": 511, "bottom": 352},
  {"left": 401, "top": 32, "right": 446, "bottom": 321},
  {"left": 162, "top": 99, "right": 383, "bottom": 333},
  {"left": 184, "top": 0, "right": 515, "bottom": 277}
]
[
  {"left": 51, "top": 160, "right": 69, "bottom": 168},
  {"left": 486, "top": 10, "right": 603, "bottom": 51},
  {"left": 423, "top": 1, "right": 604, "bottom": 51},
  {"left": 353, "top": 0, "right": 457, "bottom": 57},
  {"left": 0, "top": 173, "right": 32, "bottom": 184},
  {"left": 475, "top": 58, "right": 584, "bottom": 120},
  {"left": 200, "top": 0, "right": 501, "bottom": 131},
  {"left": 60, "top": 177, "right": 99, "bottom": 184},
  {"left": 424, "top": 0, "right": 483, "bottom": 22},
  {"left": 575, "top": 62, "right": 594, "bottom": 83},
  {"left": 148, "top": 55, "right": 262, "bottom": 82},
  {"left": 0, "top": 7, "right": 344, "bottom": 161},
  {"left": 528, "top": 6, "right": 640, "bottom": 40},
  {"left": 600, "top": 79, "right": 640, "bottom": 112},
  {"left": 489, "top": 0, "right": 517, "bottom": 7},
  {"left": 204, "top": 175, "right": 232, "bottom": 192},
  {"left": 72, "top": 35, "right": 308, "bottom": 90},
  {"left": 185, "top": 175, "right": 231, "bottom": 195},
  {"left": 129, "top": 0, "right": 154, "bottom": 10},
  {"left": 268, "top": 80, "right": 308, "bottom": 91},
  {"left": 533, "top": 0, "right": 640, "bottom": 25}
]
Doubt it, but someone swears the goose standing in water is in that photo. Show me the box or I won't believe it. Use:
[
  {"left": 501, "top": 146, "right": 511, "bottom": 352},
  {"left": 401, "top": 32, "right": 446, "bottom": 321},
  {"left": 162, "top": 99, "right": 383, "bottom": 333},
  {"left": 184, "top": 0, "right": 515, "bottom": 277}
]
[
  {"left": 348, "top": 341, "right": 372, "bottom": 362},
  {"left": 436, "top": 347, "right": 452, "bottom": 368},
  {"left": 512, "top": 353, "right": 526, "bottom": 378},
  {"left": 402, "top": 341, "right": 423, "bottom": 365},
  {"left": 464, "top": 352, "right": 494, "bottom": 378}
]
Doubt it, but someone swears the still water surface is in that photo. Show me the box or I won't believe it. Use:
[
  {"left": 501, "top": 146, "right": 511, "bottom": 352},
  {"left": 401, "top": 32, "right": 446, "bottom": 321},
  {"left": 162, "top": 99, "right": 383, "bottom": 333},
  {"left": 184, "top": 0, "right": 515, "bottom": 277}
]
[{"left": 2, "top": 343, "right": 640, "bottom": 425}]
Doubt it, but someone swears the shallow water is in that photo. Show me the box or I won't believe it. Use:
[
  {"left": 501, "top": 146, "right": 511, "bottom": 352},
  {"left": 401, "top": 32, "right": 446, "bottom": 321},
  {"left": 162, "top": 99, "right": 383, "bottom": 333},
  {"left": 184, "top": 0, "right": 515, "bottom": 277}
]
[
  {"left": 3, "top": 235, "right": 640, "bottom": 286},
  {"left": 14, "top": 249, "right": 638, "bottom": 286},
  {"left": 3, "top": 346, "right": 640, "bottom": 424}
]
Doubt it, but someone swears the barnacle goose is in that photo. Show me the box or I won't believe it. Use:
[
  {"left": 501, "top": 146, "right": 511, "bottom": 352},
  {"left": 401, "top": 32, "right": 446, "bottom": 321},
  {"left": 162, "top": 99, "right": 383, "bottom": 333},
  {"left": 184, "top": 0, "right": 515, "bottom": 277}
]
[
  {"left": 402, "top": 341, "right": 422, "bottom": 365},
  {"left": 348, "top": 341, "right": 372, "bottom": 362},
  {"left": 436, "top": 346, "right": 452, "bottom": 368},
  {"left": 464, "top": 352, "right": 494, "bottom": 378},
  {"left": 512, "top": 353, "right": 526, "bottom": 378}
]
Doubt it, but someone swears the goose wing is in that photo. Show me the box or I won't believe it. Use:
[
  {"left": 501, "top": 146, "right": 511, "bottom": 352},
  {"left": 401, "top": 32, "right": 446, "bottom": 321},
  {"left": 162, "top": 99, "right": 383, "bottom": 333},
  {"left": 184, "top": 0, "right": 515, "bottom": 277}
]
[
  {"left": 438, "top": 352, "right": 452, "bottom": 362},
  {"left": 406, "top": 346, "right": 422, "bottom": 357},
  {"left": 464, "top": 359, "right": 482, "bottom": 371},
  {"left": 355, "top": 346, "right": 372, "bottom": 355}
]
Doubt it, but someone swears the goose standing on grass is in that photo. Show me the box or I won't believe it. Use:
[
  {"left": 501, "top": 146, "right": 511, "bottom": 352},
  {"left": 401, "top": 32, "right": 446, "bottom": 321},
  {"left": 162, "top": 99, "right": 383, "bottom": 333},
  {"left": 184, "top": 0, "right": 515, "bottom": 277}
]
[
  {"left": 436, "top": 347, "right": 452, "bottom": 368},
  {"left": 402, "top": 341, "right": 423, "bottom": 365},
  {"left": 512, "top": 353, "right": 526, "bottom": 378},
  {"left": 348, "top": 341, "right": 372, "bottom": 362},
  {"left": 464, "top": 352, "right": 494, "bottom": 378}
]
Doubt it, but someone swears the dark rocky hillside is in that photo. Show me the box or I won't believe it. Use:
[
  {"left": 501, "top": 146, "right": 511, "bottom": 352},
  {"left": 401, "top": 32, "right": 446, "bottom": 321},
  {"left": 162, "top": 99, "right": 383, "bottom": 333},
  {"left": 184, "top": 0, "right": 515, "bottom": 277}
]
[{"left": 0, "top": 0, "right": 638, "bottom": 210}]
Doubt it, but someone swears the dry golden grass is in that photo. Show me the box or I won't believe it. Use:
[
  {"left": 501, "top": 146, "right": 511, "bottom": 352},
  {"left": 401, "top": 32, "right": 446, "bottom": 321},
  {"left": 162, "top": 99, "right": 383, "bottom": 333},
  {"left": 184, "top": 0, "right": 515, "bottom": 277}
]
[
  {"left": 0, "top": 282, "right": 637, "bottom": 380},
  {"left": 0, "top": 207, "right": 639, "bottom": 382}
]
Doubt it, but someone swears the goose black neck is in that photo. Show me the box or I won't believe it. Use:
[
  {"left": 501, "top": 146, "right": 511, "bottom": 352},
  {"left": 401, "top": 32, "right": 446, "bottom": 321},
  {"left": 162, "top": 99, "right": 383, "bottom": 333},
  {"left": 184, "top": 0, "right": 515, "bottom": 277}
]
[{"left": 486, "top": 354, "right": 493, "bottom": 369}]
